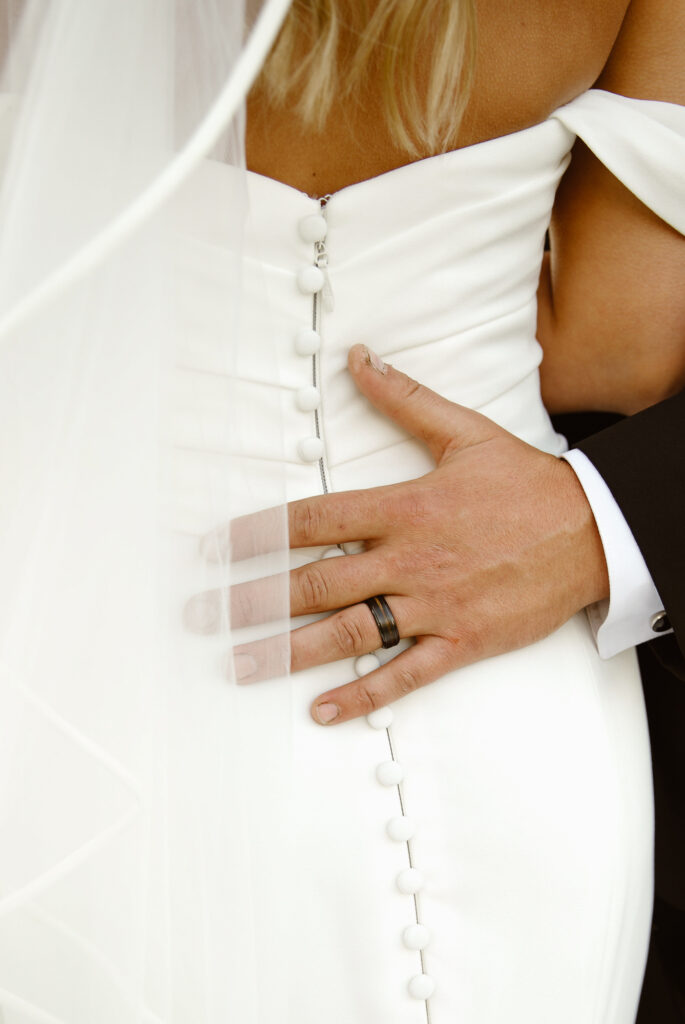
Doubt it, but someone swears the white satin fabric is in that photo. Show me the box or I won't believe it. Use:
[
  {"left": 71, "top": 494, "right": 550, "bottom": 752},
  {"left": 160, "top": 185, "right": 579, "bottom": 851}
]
[{"left": 162, "top": 90, "right": 685, "bottom": 1022}]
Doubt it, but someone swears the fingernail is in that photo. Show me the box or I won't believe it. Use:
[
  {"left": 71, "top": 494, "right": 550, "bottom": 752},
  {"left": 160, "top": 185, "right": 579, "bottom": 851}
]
[
  {"left": 183, "top": 594, "right": 220, "bottom": 633},
  {"left": 199, "top": 528, "right": 229, "bottom": 565},
  {"left": 364, "top": 346, "right": 387, "bottom": 375},
  {"left": 199, "top": 533, "right": 219, "bottom": 563},
  {"left": 234, "top": 653, "right": 257, "bottom": 682},
  {"left": 314, "top": 701, "right": 340, "bottom": 724}
]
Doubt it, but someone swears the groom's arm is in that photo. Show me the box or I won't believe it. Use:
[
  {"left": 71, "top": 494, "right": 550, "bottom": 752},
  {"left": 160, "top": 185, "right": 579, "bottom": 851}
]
[
  {"left": 570, "top": 389, "right": 685, "bottom": 676},
  {"left": 572, "top": 393, "right": 685, "bottom": 1024}
]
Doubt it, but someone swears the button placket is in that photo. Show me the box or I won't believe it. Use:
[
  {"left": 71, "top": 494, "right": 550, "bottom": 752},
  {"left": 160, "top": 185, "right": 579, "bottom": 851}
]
[
  {"left": 294, "top": 203, "right": 434, "bottom": 1008},
  {"left": 358, "top": 656, "right": 434, "bottom": 1005}
]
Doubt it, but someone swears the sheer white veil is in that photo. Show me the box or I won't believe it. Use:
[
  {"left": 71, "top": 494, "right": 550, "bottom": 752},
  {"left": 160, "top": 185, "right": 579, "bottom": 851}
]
[{"left": 0, "top": 2, "right": 296, "bottom": 1020}]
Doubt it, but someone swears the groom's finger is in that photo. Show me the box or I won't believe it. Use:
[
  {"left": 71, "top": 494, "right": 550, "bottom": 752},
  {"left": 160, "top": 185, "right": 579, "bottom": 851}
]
[
  {"left": 203, "top": 484, "right": 393, "bottom": 564},
  {"left": 202, "top": 504, "right": 288, "bottom": 564},
  {"left": 229, "top": 597, "right": 416, "bottom": 684},
  {"left": 347, "top": 343, "right": 498, "bottom": 459},
  {"left": 289, "top": 596, "right": 415, "bottom": 672},
  {"left": 286, "top": 485, "right": 397, "bottom": 549},
  {"left": 289, "top": 551, "right": 392, "bottom": 617},
  {"left": 185, "top": 549, "right": 392, "bottom": 631},
  {"left": 310, "top": 636, "right": 457, "bottom": 726}
]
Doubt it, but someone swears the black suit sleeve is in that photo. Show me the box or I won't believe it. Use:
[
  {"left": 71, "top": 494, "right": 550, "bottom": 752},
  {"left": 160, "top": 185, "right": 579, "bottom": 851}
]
[
  {"left": 554, "top": 399, "right": 685, "bottom": 1021},
  {"left": 574, "top": 389, "right": 685, "bottom": 668}
]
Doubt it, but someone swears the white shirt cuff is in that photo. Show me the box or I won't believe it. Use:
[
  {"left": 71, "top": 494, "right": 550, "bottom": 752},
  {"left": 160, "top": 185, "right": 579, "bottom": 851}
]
[{"left": 562, "top": 448, "right": 672, "bottom": 658}]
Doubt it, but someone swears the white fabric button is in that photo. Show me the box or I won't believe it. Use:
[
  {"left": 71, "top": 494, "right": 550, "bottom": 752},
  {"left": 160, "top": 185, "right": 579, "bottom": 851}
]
[
  {"left": 298, "top": 213, "right": 327, "bottom": 243},
  {"left": 396, "top": 868, "right": 424, "bottom": 895},
  {"left": 355, "top": 653, "right": 381, "bottom": 677},
  {"left": 408, "top": 974, "right": 435, "bottom": 1000},
  {"left": 366, "top": 706, "right": 393, "bottom": 730},
  {"left": 386, "top": 816, "right": 416, "bottom": 842},
  {"left": 343, "top": 539, "right": 365, "bottom": 555},
  {"left": 320, "top": 546, "right": 344, "bottom": 559},
  {"left": 297, "top": 437, "right": 324, "bottom": 462},
  {"left": 294, "top": 328, "right": 321, "bottom": 356},
  {"left": 376, "top": 760, "right": 404, "bottom": 786},
  {"left": 295, "top": 386, "right": 321, "bottom": 412},
  {"left": 402, "top": 923, "right": 431, "bottom": 951},
  {"left": 297, "top": 266, "right": 324, "bottom": 294}
]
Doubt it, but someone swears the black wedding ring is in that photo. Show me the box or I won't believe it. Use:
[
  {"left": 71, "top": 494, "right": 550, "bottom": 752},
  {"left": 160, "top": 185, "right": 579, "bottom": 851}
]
[{"left": 365, "top": 595, "right": 401, "bottom": 649}]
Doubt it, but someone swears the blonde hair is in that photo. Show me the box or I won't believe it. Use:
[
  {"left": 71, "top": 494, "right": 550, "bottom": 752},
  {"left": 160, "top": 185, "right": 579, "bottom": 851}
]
[{"left": 256, "top": 0, "right": 477, "bottom": 155}]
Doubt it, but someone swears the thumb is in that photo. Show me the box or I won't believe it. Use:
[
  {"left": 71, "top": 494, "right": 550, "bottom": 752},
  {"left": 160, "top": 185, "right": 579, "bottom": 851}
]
[{"left": 347, "top": 344, "right": 499, "bottom": 460}]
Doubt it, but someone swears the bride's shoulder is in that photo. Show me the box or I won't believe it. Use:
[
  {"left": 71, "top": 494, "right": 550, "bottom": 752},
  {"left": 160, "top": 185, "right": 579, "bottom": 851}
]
[
  {"left": 444, "top": 0, "right": 630, "bottom": 148},
  {"left": 592, "top": 0, "right": 685, "bottom": 103}
]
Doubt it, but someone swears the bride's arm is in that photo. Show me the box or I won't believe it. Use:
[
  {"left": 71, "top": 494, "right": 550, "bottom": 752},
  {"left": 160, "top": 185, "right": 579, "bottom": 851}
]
[{"left": 538, "top": 0, "right": 685, "bottom": 415}]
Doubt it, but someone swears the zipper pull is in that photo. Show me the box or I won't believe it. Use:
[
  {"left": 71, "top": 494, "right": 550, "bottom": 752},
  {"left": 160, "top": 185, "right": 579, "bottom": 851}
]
[
  {"left": 315, "top": 240, "right": 335, "bottom": 313},
  {"left": 316, "top": 195, "right": 335, "bottom": 312}
]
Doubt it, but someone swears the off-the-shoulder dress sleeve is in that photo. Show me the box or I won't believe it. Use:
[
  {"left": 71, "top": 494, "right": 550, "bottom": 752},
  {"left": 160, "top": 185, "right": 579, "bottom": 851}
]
[{"left": 552, "top": 88, "right": 685, "bottom": 232}]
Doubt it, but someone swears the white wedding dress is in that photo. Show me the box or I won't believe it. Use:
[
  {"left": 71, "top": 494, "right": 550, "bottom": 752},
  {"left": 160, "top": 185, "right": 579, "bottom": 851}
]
[
  {"left": 162, "top": 88, "right": 683, "bottom": 1023},
  {"left": 1, "top": 84, "right": 684, "bottom": 1024}
]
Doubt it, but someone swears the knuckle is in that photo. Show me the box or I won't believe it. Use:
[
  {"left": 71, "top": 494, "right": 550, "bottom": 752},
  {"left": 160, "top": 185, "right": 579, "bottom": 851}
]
[
  {"left": 442, "top": 622, "right": 464, "bottom": 646},
  {"left": 394, "top": 488, "right": 432, "bottom": 527},
  {"left": 230, "top": 585, "right": 256, "bottom": 628},
  {"left": 331, "top": 613, "right": 366, "bottom": 658},
  {"left": 393, "top": 541, "right": 441, "bottom": 579},
  {"left": 292, "top": 502, "right": 323, "bottom": 545},
  {"left": 443, "top": 621, "right": 482, "bottom": 660},
  {"left": 402, "top": 377, "right": 423, "bottom": 402},
  {"left": 234, "top": 590, "right": 252, "bottom": 625},
  {"left": 395, "top": 664, "right": 421, "bottom": 697},
  {"left": 295, "top": 565, "right": 330, "bottom": 612},
  {"left": 353, "top": 681, "right": 384, "bottom": 713},
  {"left": 461, "top": 625, "right": 487, "bottom": 660},
  {"left": 419, "top": 544, "right": 452, "bottom": 577}
]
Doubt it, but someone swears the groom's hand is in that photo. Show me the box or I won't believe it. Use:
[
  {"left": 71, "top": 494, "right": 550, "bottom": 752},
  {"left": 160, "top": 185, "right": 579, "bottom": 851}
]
[{"left": 190, "top": 344, "right": 610, "bottom": 726}]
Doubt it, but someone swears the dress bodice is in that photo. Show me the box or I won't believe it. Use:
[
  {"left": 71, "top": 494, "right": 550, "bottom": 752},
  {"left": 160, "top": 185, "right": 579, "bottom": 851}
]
[{"left": 168, "top": 88, "right": 685, "bottom": 530}]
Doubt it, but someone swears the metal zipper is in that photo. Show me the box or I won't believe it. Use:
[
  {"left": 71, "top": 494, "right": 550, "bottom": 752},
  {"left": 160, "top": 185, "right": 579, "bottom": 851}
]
[{"left": 312, "top": 195, "right": 332, "bottom": 496}]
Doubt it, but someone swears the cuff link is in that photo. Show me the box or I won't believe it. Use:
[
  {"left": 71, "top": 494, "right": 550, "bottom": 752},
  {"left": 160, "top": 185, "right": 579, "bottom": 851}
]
[{"left": 650, "top": 611, "right": 671, "bottom": 634}]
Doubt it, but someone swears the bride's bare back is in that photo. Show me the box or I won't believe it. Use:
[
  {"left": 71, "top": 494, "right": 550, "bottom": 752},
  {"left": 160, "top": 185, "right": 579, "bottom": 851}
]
[{"left": 246, "top": 0, "right": 630, "bottom": 196}]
